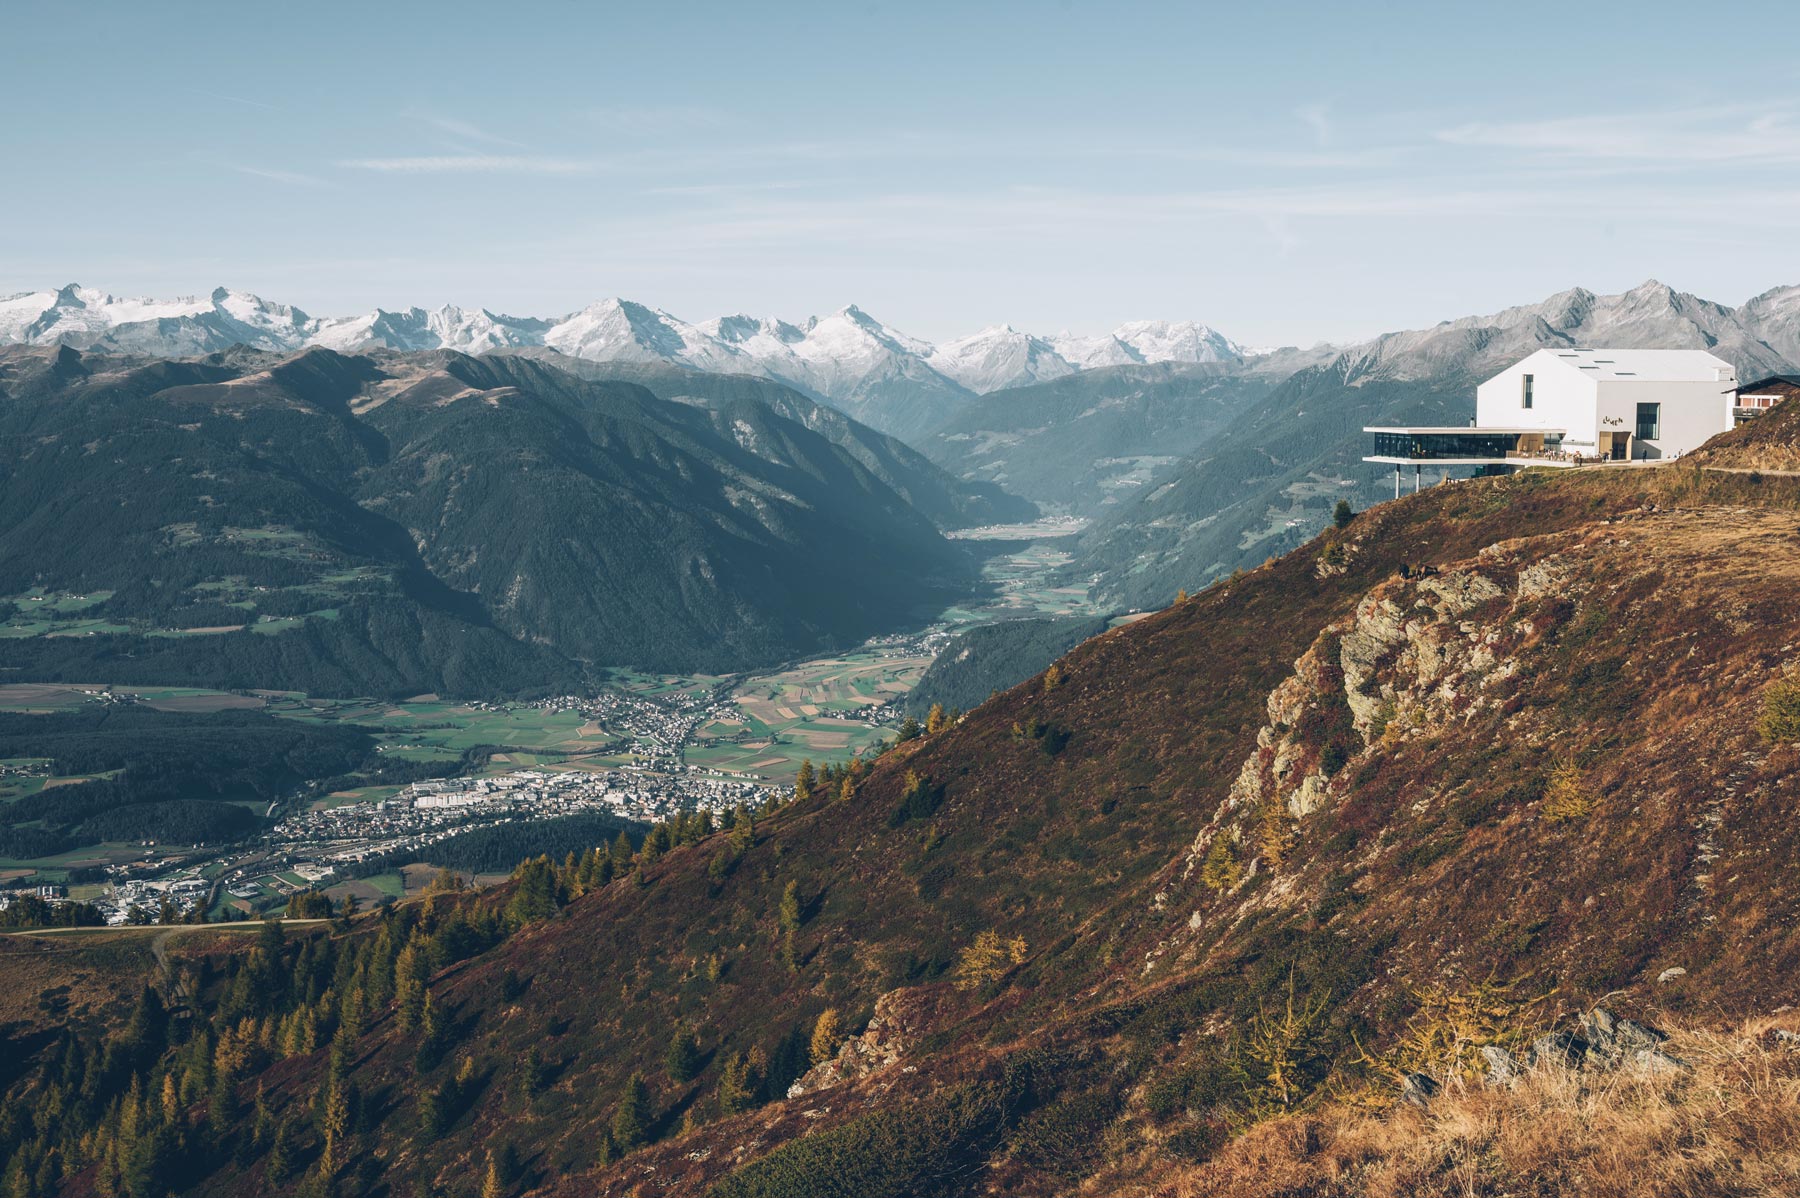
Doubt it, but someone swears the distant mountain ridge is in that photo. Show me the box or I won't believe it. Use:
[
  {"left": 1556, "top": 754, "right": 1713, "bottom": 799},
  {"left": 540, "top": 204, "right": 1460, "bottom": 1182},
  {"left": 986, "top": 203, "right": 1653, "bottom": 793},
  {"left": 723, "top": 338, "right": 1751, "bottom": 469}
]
[
  {"left": 0, "top": 283, "right": 1247, "bottom": 438},
  {"left": 0, "top": 343, "right": 984, "bottom": 693}
]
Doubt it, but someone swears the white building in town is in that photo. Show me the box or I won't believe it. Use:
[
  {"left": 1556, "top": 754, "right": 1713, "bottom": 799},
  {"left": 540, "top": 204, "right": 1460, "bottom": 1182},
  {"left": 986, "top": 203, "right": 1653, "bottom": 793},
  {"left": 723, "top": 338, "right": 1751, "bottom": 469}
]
[{"left": 1366, "top": 348, "right": 1739, "bottom": 492}]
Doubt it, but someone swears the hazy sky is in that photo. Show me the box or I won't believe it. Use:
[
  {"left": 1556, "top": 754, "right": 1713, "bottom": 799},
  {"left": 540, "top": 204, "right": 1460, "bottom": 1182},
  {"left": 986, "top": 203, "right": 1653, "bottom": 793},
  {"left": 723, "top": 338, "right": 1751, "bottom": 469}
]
[{"left": 3, "top": 0, "right": 1797, "bottom": 346}]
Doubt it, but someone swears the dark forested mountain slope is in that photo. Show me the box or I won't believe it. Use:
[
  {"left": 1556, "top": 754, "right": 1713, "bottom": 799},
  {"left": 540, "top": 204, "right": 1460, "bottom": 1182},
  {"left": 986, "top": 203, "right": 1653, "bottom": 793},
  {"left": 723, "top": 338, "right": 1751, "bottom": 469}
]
[
  {"left": 16, "top": 463, "right": 1798, "bottom": 1198},
  {"left": 0, "top": 345, "right": 977, "bottom": 693},
  {"left": 501, "top": 353, "right": 1037, "bottom": 527},
  {"left": 923, "top": 362, "right": 1275, "bottom": 515}
]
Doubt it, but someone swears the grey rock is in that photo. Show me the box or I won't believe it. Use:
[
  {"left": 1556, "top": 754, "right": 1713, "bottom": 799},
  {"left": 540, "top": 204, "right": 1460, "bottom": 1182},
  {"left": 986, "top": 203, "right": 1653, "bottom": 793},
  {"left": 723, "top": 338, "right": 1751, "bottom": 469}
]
[
  {"left": 1479, "top": 1045, "right": 1527, "bottom": 1086},
  {"left": 1529, "top": 1030, "right": 1588, "bottom": 1069},
  {"left": 1629, "top": 1047, "right": 1690, "bottom": 1075},
  {"left": 1399, "top": 1071, "right": 1440, "bottom": 1107},
  {"left": 1580, "top": 1008, "right": 1667, "bottom": 1064}
]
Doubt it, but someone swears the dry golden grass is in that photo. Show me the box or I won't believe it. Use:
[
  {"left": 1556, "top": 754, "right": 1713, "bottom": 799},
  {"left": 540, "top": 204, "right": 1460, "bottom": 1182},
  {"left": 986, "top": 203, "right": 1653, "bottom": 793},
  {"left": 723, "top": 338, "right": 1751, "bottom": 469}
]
[{"left": 1159, "top": 1017, "right": 1800, "bottom": 1198}]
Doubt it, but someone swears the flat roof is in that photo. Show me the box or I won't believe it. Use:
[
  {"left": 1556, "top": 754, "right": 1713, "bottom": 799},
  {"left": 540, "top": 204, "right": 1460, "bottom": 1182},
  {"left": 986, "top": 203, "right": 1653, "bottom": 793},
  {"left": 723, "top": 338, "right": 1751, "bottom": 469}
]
[
  {"left": 1531, "top": 348, "right": 1735, "bottom": 382},
  {"left": 1363, "top": 455, "right": 1579, "bottom": 468},
  {"left": 1364, "top": 426, "right": 1564, "bottom": 435}
]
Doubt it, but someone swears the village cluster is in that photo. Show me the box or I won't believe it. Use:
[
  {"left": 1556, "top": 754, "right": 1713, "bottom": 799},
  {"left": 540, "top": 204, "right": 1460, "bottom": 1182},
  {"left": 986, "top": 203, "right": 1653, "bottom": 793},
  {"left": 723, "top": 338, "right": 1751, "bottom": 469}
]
[{"left": 273, "top": 765, "right": 770, "bottom": 870}]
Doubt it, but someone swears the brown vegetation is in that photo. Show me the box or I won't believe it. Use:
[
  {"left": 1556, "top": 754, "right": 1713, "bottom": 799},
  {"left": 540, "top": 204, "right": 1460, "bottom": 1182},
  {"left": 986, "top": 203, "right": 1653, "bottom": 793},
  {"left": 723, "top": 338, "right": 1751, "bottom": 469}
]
[{"left": 1164, "top": 1017, "right": 1800, "bottom": 1198}]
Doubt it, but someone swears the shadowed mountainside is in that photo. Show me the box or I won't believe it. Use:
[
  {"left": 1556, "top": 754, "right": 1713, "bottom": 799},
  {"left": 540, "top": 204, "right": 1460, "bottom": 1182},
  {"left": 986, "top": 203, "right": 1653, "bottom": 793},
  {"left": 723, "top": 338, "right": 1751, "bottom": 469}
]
[{"left": 0, "top": 344, "right": 983, "bottom": 692}]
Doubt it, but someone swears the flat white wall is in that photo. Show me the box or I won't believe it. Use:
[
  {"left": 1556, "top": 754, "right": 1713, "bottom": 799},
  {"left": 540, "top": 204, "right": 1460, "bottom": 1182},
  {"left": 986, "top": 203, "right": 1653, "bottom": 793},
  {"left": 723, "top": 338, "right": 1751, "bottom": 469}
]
[
  {"left": 1594, "top": 379, "right": 1735, "bottom": 458},
  {"left": 1475, "top": 350, "right": 1596, "bottom": 442}
]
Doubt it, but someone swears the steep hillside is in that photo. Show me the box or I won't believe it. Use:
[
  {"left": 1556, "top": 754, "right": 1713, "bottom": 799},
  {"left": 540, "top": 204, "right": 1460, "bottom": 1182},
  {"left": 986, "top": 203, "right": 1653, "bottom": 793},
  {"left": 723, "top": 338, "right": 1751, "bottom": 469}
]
[
  {"left": 925, "top": 363, "right": 1275, "bottom": 514},
  {"left": 0, "top": 345, "right": 976, "bottom": 692},
  {"left": 502, "top": 354, "right": 1036, "bottom": 527},
  {"left": 12, "top": 463, "right": 1799, "bottom": 1198},
  {"left": 1688, "top": 395, "right": 1800, "bottom": 472},
  {"left": 902, "top": 614, "right": 1111, "bottom": 718}
]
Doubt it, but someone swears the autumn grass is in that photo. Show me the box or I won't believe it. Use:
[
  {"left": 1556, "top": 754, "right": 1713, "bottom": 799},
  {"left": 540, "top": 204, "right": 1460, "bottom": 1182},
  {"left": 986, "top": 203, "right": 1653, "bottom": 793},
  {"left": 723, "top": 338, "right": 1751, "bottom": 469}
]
[{"left": 1161, "top": 1017, "right": 1800, "bottom": 1198}]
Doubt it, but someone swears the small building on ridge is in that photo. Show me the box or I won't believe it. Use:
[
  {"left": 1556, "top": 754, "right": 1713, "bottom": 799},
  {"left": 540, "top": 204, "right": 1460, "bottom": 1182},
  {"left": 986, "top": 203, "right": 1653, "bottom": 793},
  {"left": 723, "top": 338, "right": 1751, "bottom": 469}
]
[{"left": 1365, "top": 348, "right": 1738, "bottom": 493}]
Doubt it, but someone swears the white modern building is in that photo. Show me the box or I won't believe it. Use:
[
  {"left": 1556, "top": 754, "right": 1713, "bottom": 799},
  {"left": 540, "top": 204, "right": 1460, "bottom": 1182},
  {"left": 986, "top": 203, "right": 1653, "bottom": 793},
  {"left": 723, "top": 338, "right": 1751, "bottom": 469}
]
[{"left": 1366, "top": 348, "right": 1739, "bottom": 493}]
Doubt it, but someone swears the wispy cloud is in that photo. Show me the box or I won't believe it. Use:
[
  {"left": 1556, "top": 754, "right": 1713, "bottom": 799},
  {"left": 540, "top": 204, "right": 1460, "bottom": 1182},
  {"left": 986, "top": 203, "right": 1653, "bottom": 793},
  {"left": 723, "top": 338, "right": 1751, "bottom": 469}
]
[
  {"left": 1438, "top": 105, "right": 1800, "bottom": 164},
  {"left": 413, "top": 114, "right": 526, "bottom": 149},
  {"left": 336, "top": 155, "right": 595, "bottom": 175},
  {"left": 234, "top": 165, "right": 330, "bottom": 188}
]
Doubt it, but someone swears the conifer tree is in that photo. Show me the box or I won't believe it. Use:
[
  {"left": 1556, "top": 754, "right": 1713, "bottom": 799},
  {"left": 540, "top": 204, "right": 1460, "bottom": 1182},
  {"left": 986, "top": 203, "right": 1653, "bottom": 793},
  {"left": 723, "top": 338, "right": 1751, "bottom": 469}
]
[
  {"left": 610, "top": 1072, "right": 651, "bottom": 1151},
  {"left": 777, "top": 880, "right": 801, "bottom": 936},
  {"left": 809, "top": 1008, "right": 842, "bottom": 1066},
  {"left": 1200, "top": 830, "right": 1242, "bottom": 891},
  {"left": 925, "top": 704, "right": 948, "bottom": 734},
  {"left": 715, "top": 1051, "right": 761, "bottom": 1115},
  {"left": 794, "top": 759, "right": 815, "bottom": 803},
  {"left": 664, "top": 1024, "right": 701, "bottom": 1084},
  {"left": 266, "top": 1119, "right": 296, "bottom": 1182},
  {"left": 393, "top": 941, "right": 428, "bottom": 1034}
]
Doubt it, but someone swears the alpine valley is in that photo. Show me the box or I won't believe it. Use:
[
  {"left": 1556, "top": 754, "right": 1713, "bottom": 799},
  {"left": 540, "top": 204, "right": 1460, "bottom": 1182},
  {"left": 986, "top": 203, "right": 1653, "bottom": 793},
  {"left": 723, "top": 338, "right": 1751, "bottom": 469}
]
[{"left": 7, "top": 278, "right": 1800, "bottom": 1198}]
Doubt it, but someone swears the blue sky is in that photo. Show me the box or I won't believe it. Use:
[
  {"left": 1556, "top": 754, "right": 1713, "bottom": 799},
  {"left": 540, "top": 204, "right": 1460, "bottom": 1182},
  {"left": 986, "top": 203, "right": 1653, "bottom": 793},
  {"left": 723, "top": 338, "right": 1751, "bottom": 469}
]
[{"left": 3, "top": 0, "right": 1797, "bottom": 346}]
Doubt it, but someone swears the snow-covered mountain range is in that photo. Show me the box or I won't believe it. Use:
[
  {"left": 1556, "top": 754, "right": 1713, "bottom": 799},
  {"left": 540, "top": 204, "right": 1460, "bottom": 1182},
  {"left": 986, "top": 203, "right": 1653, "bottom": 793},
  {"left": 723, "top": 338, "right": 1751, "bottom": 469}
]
[{"left": 0, "top": 284, "right": 1246, "bottom": 438}]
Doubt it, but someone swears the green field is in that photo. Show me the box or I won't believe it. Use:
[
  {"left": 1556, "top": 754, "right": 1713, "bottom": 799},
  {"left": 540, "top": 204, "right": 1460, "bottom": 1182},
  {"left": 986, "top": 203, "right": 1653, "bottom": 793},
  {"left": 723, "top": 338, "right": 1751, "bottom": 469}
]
[
  {"left": 683, "top": 649, "right": 931, "bottom": 782},
  {"left": 0, "top": 841, "right": 202, "bottom": 883},
  {"left": 0, "top": 529, "right": 1104, "bottom": 822},
  {"left": 602, "top": 669, "right": 727, "bottom": 699}
]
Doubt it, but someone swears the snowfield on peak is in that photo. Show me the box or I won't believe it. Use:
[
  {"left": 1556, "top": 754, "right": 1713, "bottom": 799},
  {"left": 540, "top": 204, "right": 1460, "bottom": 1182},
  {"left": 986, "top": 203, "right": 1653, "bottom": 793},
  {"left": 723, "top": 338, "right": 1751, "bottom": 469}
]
[{"left": 0, "top": 282, "right": 1249, "bottom": 435}]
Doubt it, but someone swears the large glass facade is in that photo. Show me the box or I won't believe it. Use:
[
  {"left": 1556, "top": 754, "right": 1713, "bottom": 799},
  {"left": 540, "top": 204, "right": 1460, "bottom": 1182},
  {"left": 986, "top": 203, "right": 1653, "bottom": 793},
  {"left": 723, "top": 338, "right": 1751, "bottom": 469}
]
[
  {"left": 1635, "top": 402, "right": 1661, "bottom": 440},
  {"left": 1369, "top": 431, "right": 1523, "bottom": 460}
]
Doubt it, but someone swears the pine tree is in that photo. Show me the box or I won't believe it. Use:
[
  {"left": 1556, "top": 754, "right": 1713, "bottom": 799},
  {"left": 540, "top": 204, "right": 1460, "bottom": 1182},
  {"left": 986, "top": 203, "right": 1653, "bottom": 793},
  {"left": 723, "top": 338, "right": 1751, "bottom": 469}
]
[
  {"left": 777, "top": 881, "right": 801, "bottom": 935},
  {"left": 715, "top": 1051, "right": 760, "bottom": 1115},
  {"left": 610, "top": 831, "right": 634, "bottom": 872},
  {"left": 320, "top": 1075, "right": 351, "bottom": 1176},
  {"left": 794, "top": 760, "right": 815, "bottom": 803},
  {"left": 1257, "top": 799, "right": 1290, "bottom": 869},
  {"left": 925, "top": 704, "right": 948, "bottom": 734},
  {"left": 480, "top": 1153, "right": 503, "bottom": 1198},
  {"left": 1043, "top": 664, "right": 1063, "bottom": 692},
  {"left": 664, "top": 1024, "right": 701, "bottom": 1084},
  {"left": 393, "top": 941, "right": 428, "bottom": 1033},
  {"left": 809, "top": 1008, "right": 842, "bottom": 1066},
  {"left": 266, "top": 1118, "right": 295, "bottom": 1181},
  {"left": 1200, "top": 830, "right": 1242, "bottom": 891},
  {"left": 1333, "top": 499, "right": 1355, "bottom": 529},
  {"left": 610, "top": 1072, "right": 651, "bottom": 1151}
]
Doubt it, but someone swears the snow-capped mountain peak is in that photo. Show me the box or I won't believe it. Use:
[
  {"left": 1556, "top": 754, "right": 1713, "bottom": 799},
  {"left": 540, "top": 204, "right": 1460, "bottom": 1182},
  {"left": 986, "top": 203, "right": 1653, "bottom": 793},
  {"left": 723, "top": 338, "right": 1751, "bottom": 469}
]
[
  {"left": 0, "top": 281, "right": 1253, "bottom": 437},
  {"left": 928, "top": 324, "right": 1077, "bottom": 393}
]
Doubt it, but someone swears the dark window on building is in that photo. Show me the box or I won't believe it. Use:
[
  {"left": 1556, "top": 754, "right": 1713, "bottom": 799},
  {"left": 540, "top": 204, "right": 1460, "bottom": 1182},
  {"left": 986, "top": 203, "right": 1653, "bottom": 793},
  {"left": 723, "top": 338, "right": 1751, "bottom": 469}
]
[
  {"left": 1371, "top": 431, "right": 1523, "bottom": 460},
  {"left": 1522, "top": 374, "right": 1534, "bottom": 409},
  {"left": 1635, "top": 402, "right": 1661, "bottom": 440}
]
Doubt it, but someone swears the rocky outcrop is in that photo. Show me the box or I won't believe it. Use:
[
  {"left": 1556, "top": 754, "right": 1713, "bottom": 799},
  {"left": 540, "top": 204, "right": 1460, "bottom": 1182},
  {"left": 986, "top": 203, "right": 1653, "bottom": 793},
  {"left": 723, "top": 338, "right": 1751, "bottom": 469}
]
[
  {"left": 1189, "top": 556, "right": 1542, "bottom": 872},
  {"left": 784, "top": 988, "right": 935, "bottom": 1099},
  {"left": 1460, "top": 1009, "right": 1688, "bottom": 1096}
]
